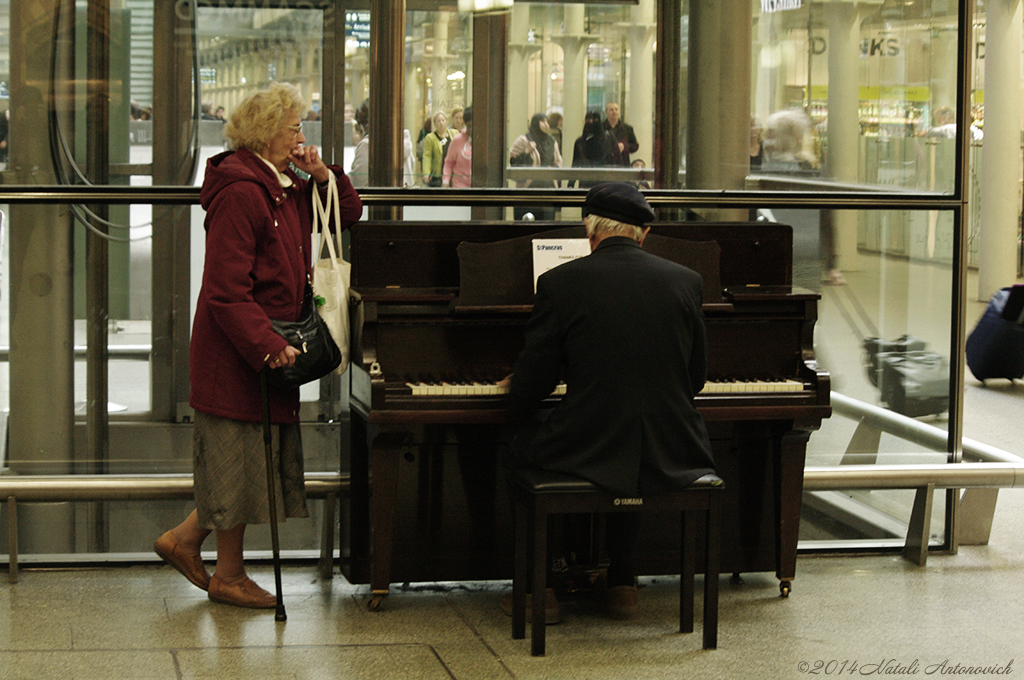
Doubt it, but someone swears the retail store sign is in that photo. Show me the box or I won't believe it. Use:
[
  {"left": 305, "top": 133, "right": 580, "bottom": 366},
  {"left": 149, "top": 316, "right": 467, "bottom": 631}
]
[{"left": 761, "top": 0, "right": 801, "bottom": 13}]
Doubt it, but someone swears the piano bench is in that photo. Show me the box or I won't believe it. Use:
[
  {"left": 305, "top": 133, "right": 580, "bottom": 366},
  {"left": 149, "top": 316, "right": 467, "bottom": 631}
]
[{"left": 508, "top": 467, "right": 725, "bottom": 656}]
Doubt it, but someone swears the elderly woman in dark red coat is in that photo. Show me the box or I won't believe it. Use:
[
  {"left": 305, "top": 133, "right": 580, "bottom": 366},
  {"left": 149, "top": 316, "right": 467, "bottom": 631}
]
[{"left": 154, "top": 83, "right": 362, "bottom": 609}]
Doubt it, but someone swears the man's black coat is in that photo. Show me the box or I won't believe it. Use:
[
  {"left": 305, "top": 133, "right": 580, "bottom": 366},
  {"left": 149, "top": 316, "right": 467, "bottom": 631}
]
[{"left": 507, "top": 236, "right": 716, "bottom": 497}]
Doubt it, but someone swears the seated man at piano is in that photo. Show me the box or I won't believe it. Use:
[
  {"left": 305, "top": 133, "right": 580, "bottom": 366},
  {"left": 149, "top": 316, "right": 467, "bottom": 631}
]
[{"left": 500, "top": 181, "right": 718, "bottom": 620}]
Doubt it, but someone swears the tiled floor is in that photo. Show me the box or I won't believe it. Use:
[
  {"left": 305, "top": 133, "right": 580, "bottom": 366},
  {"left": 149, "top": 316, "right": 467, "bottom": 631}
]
[{"left": 3, "top": 491, "right": 1023, "bottom": 680}]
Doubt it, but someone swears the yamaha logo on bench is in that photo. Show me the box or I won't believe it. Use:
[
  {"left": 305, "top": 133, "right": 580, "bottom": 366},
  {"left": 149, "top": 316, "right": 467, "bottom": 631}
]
[{"left": 614, "top": 498, "right": 643, "bottom": 506}]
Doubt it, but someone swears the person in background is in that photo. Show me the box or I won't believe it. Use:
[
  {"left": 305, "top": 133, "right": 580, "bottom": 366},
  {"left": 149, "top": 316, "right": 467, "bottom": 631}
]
[
  {"left": 215, "top": 105, "right": 226, "bottom": 122},
  {"left": 422, "top": 110, "right": 454, "bottom": 187},
  {"left": 761, "top": 108, "right": 818, "bottom": 172},
  {"left": 451, "top": 107, "right": 465, "bottom": 134},
  {"left": 509, "top": 112, "right": 562, "bottom": 220},
  {"left": 403, "top": 128, "right": 417, "bottom": 188},
  {"left": 546, "top": 111, "right": 564, "bottom": 158},
  {"left": 631, "top": 158, "right": 652, "bottom": 190},
  {"left": 200, "top": 101, "right": 218, "bottom": 121},
  {"left": 926, "top": 106, "right": 957, "bottom": 139},
  {"left": 571, "top": 109, "right": 615, "bottom": 187},
  {"left": 749, "top": 116, "right": 764, "bottom": 171},
  {"left": 415, "top": 115, "right": 433, "bottom": 173},
  {"left": 154, "top": 82, "right": 362, "bottom": 610},
  {"left": 499, "top": 182, "right": 716, "bottom": 621},
  {"left": 0, "top": 108, "right": 9, "bottom": 164},
  {"left": 603, "top": 102, "right": 639, "bottom": 167},
  {"left": 443, "top": 105, "right": 473, "bottom": 188},
  {"left": 349, "top": 99, "right": 369, "bottom": 188},
  {"left": 970, "top": 105, "right": 984, "bottom": 141}
]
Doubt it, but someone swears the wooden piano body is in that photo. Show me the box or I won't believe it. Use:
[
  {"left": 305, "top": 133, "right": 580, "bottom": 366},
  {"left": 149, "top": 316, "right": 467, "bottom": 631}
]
[{"left": 342, "top": 220, "right": 831, "bottom": 607}]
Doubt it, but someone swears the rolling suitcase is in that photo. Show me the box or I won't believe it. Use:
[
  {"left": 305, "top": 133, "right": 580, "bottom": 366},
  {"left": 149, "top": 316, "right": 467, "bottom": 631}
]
[{"left": 966, "top": 285, "right": 1024, "bottom": 383}]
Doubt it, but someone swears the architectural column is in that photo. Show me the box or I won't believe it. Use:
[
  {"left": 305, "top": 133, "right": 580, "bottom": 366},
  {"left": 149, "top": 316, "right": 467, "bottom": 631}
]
[
  {"left": 687, "top": 0, "right": 751, "bottom": 219},
  {"left": 508, "top": 4, "right": 542, "bottom": 152},
  {"left": 6, "top": 0, "right": 76, "bottom": 552},
  {"left": 627, "top": 0, "right": 656, "bottom": 166},
  {"left": 369, "top": 0, "right": 404, "bottom": 196},
  {"left": 824, "top": 1, "right": 863, "bottom": 272},
  {"left": 471, "top": 10, "right": 508, "bottom": 203},
  {"left": 978, "top": 0, "right": 1023, "bottom": 298},
  {"left": 551, "top": 5, "right": 590, "bottom": 156}
]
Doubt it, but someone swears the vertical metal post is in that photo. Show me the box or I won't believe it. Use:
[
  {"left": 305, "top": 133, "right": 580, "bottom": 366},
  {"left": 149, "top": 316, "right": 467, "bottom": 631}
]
[
  {"left": 368, "top": 0, "right": 405, "bottom": 221},
  {"left": 322, "top": 4, "right": 343, "bottom": 167},
  {"left": 7, "top": 497, "right": 18, "bottom": 584},
  {"left": 151, "top": 0, "right": 197, "bottom": 422},
  {"left": 85, "top": 0, "right": 111, "bottom": 552},
  {"left": 472, "top": 10, "right": 509, "bottom": 220},
  {"left": 947, "top": 0, "right": 976, "bottom": 551},
  {"left": 654, "top": 0, "right": 681, "bottom": 191}
]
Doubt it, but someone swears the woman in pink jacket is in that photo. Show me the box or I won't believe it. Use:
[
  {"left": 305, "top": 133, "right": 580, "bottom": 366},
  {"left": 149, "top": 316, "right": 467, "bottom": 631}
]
[
  {"left": 443, "top": 106, "right": 473, "bottom": 188},
  {"left": 154, "top": 83, "right": 362, "bottom": 609}
]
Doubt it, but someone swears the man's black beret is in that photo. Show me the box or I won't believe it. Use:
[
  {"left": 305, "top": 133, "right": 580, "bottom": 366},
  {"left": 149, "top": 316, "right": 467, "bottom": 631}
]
[{"left": 583, "top": 181, "right": 656, "bottom": 227}]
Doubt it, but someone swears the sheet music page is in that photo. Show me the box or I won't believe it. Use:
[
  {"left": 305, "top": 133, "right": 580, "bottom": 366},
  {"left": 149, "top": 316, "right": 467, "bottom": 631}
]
[{"left": 531, "top": 239, "right": 590, "bottom": 292}]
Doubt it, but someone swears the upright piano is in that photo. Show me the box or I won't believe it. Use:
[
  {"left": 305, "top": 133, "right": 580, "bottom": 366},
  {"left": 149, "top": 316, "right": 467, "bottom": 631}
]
[{"left": 342, "top": 221, "right": 831, "bottom": 610}]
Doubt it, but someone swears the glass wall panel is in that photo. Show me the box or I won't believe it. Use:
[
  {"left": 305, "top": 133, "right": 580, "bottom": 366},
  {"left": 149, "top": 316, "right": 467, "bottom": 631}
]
[
  {"left": 504, "top": 1, "right": 656, "bottom": 197},
  {"left": 802, "top": 208, "right": 954, "bottom": 548},
  {"left": 750, "top": 0, "right": 966, "bottom": 193},
  {"left": 406, "top": 8, "right": 472, "bottom": 186}
]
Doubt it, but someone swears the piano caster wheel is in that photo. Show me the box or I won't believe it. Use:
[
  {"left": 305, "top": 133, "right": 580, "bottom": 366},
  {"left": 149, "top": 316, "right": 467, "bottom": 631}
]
[
  {"left": 368, "top": 592, "right": 387, "bottom": 611},
  {"left": 730, "top": 572, "right": 744, "bottom": 585},
  {"left": 779, "top": 581, "right": 792, "bottom": 598}
]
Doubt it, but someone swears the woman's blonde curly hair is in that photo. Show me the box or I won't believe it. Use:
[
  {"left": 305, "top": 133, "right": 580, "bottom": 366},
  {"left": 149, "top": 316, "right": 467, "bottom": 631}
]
[{"left": 223, "top": 82, "right": 307, "bottom": 152}]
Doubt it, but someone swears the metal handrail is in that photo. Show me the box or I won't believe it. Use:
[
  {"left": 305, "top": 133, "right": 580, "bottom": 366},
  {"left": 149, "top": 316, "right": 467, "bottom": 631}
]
[
  {"left": 0, "top": 471, "right": 347, "bottom": 502},
  {"left": 804, "top": 462, "right": 1024, "bottom": 491},
  {"left": 829, "top": 391, "right": 1022, "bottom": 464},
  {"left": 2, "top": 472, "right": 349, "bottom": 583},
  {"left": 0, "top": 184, "right": 969, "bottom": 211}
]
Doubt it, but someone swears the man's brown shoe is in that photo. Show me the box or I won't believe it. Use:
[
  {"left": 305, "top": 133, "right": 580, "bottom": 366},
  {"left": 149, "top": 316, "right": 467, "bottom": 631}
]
[
  {"left": 606, "top": 585, "right": 639, "bottom": 620},
  {"left": 208, "top": 574, "right": 277, "bottom": 609},
  {"left": 500, "top": 588, "right": 561, "bottom": 625},
  {"left": 154, "top": 531, "right": 210, "bottom": 591}
]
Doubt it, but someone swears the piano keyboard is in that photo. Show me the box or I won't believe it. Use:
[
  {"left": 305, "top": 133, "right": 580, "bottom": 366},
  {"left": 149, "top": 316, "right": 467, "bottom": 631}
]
[
  {"left": 405, "top": 380, "right": 804, "bottom": 396},
  {"left": 406, "top": 382, "right": 567, "bottom": 396},
  {"left": 700, "top": 379, "right": 805, "bottom": 394}
]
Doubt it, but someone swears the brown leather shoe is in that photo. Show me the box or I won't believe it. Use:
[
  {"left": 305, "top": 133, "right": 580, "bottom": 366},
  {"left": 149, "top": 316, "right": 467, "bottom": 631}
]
[
  {"left": 154, "top": 530, "right": 210, "bottom": 591},
  {"left": 208, "top": 574, "right": 277, "bottom": 609},
  {"left": 606, "top": 585, "right": 639, "bottom": 620},
  {"left": 500, "top": 588, "right": 560, "bottom": 625}
]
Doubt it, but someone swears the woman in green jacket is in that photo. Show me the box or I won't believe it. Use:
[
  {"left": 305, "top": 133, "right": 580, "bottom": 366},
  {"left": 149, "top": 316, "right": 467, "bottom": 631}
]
[{"left": 421, "top": 110, "right": 454, "bottom": 186}]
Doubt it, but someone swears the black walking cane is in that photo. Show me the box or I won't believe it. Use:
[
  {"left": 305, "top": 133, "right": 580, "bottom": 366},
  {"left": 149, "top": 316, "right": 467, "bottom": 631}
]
[{"left": 260, "top": 369, "right": 287, "bottom": 621}]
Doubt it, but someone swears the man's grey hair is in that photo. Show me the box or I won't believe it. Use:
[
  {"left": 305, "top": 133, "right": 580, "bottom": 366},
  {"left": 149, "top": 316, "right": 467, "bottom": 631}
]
[{"left": 584, "top": 214, "right": 644, "bottom": 242}]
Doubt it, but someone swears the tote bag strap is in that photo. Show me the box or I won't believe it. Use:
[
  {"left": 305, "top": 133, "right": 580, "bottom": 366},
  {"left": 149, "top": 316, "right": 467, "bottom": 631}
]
[{"left": 312, "top": 173, "right": 341, "bottom": 266}]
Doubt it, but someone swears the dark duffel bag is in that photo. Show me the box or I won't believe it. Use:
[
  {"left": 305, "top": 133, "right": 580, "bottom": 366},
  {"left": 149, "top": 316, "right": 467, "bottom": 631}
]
[
  {"left": 863, "top": 334, "right": 928, "bottom": 387},
  {"left": 877, "top": 350, "right": 949, "bottom": 417}
]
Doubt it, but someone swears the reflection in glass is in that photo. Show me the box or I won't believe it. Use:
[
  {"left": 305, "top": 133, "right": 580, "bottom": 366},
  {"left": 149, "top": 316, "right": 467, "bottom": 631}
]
[
  {"left": 804, "top": 208, "right": 954, "bottom": 548},
  {"left": 751, "top": 0, "right": 966, "bottom": 194}
]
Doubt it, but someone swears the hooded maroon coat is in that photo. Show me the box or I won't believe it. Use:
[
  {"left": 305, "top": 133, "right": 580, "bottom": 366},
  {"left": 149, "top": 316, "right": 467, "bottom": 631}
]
[{"left": 190, "top": 149, "right": 362, "bottom": 423}]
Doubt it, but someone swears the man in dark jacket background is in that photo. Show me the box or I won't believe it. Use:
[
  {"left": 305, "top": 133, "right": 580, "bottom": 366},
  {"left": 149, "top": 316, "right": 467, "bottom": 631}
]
[
  {"left": 603, "top": 102, "right": 639, "bottom": 167},
  {"left": 502, "top": 181, "right": 716, "bottom": 619}
]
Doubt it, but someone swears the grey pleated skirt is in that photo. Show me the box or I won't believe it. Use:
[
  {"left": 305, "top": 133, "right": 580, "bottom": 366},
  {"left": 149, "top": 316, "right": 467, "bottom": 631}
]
[{"left": 193, "top": 410, "right": 309, "bottom": 531}]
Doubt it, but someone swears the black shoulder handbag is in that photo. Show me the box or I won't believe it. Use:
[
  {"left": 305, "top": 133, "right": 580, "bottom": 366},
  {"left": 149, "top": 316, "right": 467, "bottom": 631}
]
[{"left": 265, "top": 283, "right": 342, "bottom": 390}]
